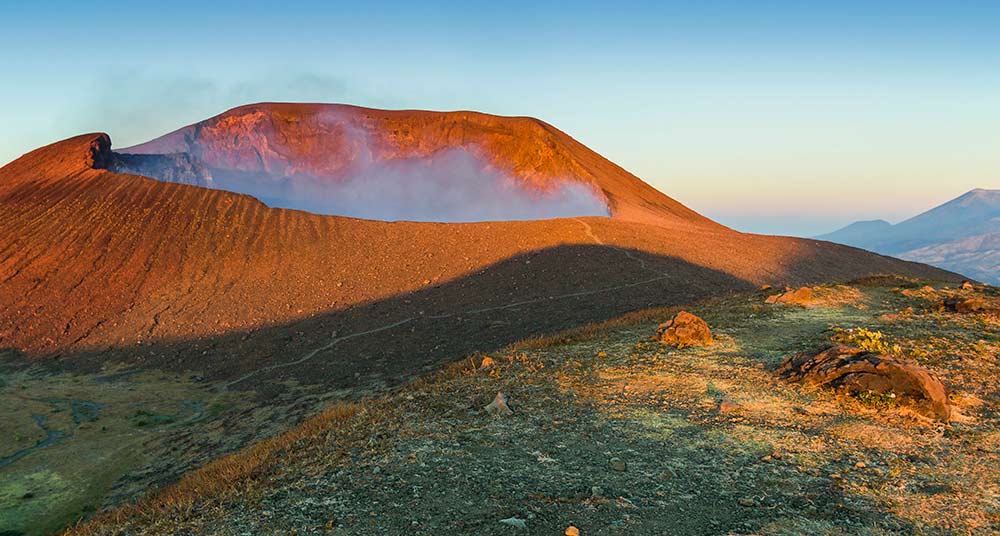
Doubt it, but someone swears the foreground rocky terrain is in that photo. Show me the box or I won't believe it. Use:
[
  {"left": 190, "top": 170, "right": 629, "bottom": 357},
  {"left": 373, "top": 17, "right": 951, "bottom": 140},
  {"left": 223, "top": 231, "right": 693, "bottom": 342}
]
[{"left": 60, "top": 277, "right": 1000, "bottom": 535}]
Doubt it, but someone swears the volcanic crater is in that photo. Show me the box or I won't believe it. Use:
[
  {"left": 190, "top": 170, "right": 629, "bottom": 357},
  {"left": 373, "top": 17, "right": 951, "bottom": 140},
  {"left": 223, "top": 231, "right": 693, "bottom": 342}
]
[{"left": 117, "top": 103, "right": 615, "bottom": 222}]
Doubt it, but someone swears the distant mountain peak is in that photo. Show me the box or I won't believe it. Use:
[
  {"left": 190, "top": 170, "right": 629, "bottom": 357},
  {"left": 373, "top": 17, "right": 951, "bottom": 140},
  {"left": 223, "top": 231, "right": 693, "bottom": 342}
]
[
  {"left": 959, "top": 188, "right": 1000, "bottom": 202},
  {"left": 817, "top": 188, "right": 1000, "bottom": 283}
]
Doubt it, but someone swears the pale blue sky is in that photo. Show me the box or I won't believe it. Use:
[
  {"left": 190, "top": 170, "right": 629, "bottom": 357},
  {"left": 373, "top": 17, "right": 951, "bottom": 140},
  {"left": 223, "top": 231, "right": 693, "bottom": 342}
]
[{"left": 2, "top": 1, "right": 997, "bottom": 235}]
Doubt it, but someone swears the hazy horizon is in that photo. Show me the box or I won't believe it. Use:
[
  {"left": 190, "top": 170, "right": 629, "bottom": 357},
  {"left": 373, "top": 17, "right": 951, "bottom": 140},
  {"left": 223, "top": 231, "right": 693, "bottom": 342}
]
[{"left": 2, "top": 1, "right": 996, "bottom": 237}]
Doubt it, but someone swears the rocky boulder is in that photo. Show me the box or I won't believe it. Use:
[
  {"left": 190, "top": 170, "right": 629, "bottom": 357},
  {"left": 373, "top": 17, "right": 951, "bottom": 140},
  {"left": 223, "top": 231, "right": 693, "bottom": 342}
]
[
  {"left": 938, "top": 296, "right": 987, "bottom": 313},
  {"left": 765, "top": 287, "right": 815, "bottom": 306},
  {"left": 654, "top": 311, "right": 713, "bottom": 348},
  {"left": 778, "top": 345, "right": 951, "bottom": 421}
]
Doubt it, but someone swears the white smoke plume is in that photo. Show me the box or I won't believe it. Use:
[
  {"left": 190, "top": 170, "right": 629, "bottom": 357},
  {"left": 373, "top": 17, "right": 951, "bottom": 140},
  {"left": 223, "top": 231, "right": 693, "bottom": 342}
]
[
  {"left": 206, "top": 148, "right": 609, "bottom": 222},
  {"left": 120, "top": 109, "right": 611, "bottom": 222}
]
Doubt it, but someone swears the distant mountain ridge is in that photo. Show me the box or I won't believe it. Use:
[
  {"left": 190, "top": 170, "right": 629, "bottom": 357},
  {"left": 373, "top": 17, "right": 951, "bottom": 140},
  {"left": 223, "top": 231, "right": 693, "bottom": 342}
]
[
  {"left": 815, "top": 219, "right": 892, "bottom": 248},
  {"left": 817, "top": 189, "right": 1000, "bottom": 283}
]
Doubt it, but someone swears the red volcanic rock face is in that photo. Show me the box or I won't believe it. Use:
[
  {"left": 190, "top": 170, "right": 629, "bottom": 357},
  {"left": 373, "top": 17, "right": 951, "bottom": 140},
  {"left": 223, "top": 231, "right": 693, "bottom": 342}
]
[
  {"left": 124, "top": 105, "right": 621, "bottom": 221},
  {"left": 130, "top": 105, "right": 577, "bottom": 186},
  {"left": 181, "top": 109, "right": 360, "bottom": 178}
]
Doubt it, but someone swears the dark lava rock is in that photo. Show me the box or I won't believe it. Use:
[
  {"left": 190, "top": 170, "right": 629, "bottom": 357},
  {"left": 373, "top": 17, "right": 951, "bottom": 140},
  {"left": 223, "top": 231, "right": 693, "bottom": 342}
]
[
  {"left": 88, "top": 133, "right": 213, "bottom": 187},
  {"left": 777, "top": 345, "right": 951, "bottom": 421},
  {"left": 108, "top": 152, "right": 213, "bottom": 187}
]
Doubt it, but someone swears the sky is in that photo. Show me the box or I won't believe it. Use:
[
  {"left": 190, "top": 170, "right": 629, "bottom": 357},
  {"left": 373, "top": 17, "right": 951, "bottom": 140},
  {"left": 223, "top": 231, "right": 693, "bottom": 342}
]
[{"left": 1, "top": 0, "right": 997, "bottom": 236}]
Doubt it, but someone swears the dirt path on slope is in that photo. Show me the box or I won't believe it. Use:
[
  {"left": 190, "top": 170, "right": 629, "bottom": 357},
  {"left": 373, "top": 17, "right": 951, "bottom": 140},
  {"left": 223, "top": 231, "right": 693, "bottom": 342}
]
[{"left": 220, "top": 220, "right": 672, "bottom": 391}]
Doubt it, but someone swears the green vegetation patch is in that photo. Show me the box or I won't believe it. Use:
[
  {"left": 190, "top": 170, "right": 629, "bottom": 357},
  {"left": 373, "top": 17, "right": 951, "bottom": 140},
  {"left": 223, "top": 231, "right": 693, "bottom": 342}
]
[
  {"left": 855, "top": 389, "right": 900, "bottom": 410},
  {"left": 0, "top": 469, "right": 72, "bottom": 533}
]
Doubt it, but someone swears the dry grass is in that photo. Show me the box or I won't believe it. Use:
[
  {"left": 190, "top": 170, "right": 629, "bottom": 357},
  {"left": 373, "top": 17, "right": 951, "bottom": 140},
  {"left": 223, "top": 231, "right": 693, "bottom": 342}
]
[
  {"left": 810, "top": 285, "right": 868, "bottom": 307},
  {"left": 849, "top": 274, "right": 925, "bottom": 288},
  {"left": 507, "top": 305, "right": 682, "bottom": 351},
  {"left": 64, "top": 403, "right": 361, "bottom": 536}
]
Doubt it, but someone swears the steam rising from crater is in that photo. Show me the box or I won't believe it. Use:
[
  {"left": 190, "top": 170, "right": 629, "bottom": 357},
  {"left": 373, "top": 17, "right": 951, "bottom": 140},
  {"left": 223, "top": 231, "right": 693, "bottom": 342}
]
[
  {"left": 203, "top": 148, "right": 607, "bottom": 222},
  {"left": 117, "top": 107, "right": 611, "bottom": 222}
]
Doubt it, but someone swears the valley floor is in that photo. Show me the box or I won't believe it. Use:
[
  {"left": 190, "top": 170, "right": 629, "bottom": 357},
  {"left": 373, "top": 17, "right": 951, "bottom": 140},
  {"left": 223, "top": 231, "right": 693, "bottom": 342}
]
[{"left": 62, "top": 278, "right": 1000, "bottom": 535}]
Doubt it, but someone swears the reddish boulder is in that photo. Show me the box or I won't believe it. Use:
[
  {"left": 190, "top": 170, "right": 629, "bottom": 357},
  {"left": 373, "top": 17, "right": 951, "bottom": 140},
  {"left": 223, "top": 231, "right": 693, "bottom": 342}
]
[
  {"left": 765, "top": 287, "right": 815, "bottom": 306},
  {"left": 778, "top": 346, "right": 951, "bottom": 421},
  {"left": 654, "top": 311, "right": 713, "bottom": 348}
]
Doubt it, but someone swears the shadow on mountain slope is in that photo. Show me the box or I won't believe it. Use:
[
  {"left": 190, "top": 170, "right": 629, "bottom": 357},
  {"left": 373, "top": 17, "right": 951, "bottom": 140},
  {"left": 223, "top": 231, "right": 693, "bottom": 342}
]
[
  {"left": 24, "top": 244, "right": 752, "bottom": 399},
  {"left": 9, "top": 238, "right": 953, "bottom": 410}
]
